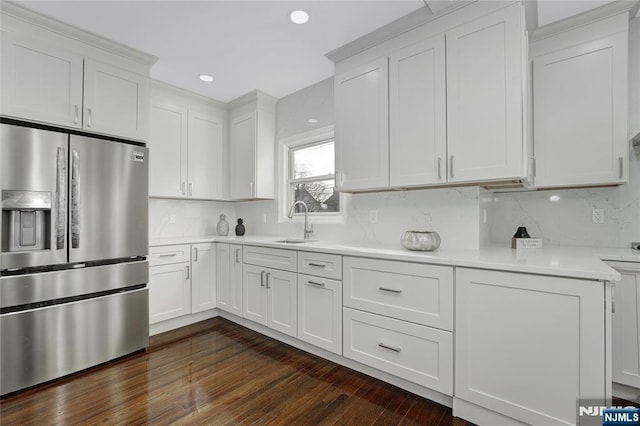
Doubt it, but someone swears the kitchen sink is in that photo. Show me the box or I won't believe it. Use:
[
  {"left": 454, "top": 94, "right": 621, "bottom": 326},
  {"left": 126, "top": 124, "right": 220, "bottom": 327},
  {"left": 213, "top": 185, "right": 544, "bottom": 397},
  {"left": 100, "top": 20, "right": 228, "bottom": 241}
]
[{"left": 273, "top": 239, "right": 316, "bottom": 244}]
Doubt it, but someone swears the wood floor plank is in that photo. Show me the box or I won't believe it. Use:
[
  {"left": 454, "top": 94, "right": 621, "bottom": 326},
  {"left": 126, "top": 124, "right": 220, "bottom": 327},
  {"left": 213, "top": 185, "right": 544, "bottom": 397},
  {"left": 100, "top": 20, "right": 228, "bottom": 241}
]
[{"left": 0, "top": 317, "right": 473, "bottom": 426}]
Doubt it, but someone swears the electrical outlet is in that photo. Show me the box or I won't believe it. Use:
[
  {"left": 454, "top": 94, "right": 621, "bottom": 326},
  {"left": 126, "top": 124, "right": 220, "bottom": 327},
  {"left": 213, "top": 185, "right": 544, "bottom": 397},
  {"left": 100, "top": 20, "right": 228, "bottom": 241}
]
[
  {"left": 169, "top": 213, "right": 176, "bottom": 224},
  {"left": 369, "top": 210, "right": 378, "bottom": 224},
  {"left": 592, "top": 208, "right": 605, "bottom": 224}
]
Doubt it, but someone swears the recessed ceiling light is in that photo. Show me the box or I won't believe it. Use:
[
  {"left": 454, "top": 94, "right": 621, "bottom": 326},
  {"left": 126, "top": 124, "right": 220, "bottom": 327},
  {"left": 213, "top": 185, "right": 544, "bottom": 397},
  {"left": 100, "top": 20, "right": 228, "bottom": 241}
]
[
  {"left": 308, "top": 118, "right": 318, "bottom": 123},
  {"left": 199, "top": 74, "right": 214, "bottom": 83},
  {"left": 290, "top": 10, "right": 309, "bottom": 24}
]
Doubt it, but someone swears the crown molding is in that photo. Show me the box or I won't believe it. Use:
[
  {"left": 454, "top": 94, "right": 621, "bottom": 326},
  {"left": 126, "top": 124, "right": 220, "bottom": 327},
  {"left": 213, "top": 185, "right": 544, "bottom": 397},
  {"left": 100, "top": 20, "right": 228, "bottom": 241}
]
[{"left": 1, "top": 1, "right": 158, "bottom": 66}]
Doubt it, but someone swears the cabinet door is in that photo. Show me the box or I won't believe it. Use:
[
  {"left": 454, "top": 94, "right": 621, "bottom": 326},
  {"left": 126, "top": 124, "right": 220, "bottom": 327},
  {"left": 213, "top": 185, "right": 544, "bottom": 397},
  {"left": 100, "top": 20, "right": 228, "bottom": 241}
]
[
  {"left": 266, "top": 269, "right": 297, "bottom": 337},
  {"left": 216, "top": 243, "right": 232, "bottom": 312},
  {"left": 229, "top": 111, "right": 257, "bottom": 200},
  {"left": 191, "top": 243, "right": 216, "bottom": 313},
  {"left": 389, "top": 35, "right": 446, "bottom": 187},
  {"left": 455, "top": 268, "right": 605, "bottom": 425},
  {"left": 187, "top": 110, "right": 225, "bottom": 199},
  {"left": 446, "top": 3, "right": 524, "bottom": 183},
  {"left": 149, "top": 263, "right": 191, "bottom": 324},
  {"left": 611, "top": 266, "right": 640, "bottom": 388},
  {"left": 297, "top": 274, "right": 342, "bottom": 354},
  {"left": 243, "top": 264, "right": 267, "bottom": 325},
  {"left": 83, "top": 59, "right": 149, "bottom": 141},
  {"left": 149, "top": 103, "right": 188, "bottom": 198},
  {"left": 229, "top": 244, "right": 244, "bottom": 316},
  {"left": 1, "top": 33, "right": 83, "bottom": 128},
  {"left": 534, "top": 32, "right": 628, "bottom": 187},
  {"left": 335, "top": 57, "right": 389, "bottom": 191}
]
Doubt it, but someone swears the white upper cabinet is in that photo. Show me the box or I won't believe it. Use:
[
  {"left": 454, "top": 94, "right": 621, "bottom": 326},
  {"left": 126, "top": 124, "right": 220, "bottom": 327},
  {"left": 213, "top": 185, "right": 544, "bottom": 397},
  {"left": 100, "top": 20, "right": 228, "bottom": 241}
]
[
  {"left": 228, "top": 91, "right": 276, "bottom": 200},
  {"left": 389, "top": 35, "right": 446, "bottom": 187},
  {"left": 331, "top": 2, "right": 529, "bottom": 191},
  {"left": 149, "top": 82, "right": 227, "bottom": 200},
  {"left": 445, "top": 3, "right": 525, "bottom": 183},
  {"left": 229, "top": 111, "right": 257, "bottom": 199},
  {"left": 187, "top": 110, "right": 224, "bottom": 199},
  {"left": 149, "top": 103, "right": 188, "bottom": 198},
  {"left": 0, "top": 5, "right": 155, "bottom": 141},
  {"left": 532, "top": 13, "right": 629, "bottom": 188},
  {"left": 1, "top": 33, "right": 84, "bottom": 128},
  {"left": 83, "top": 59, "right": 149, "bottom": 141},
  {"left": 335, "top": 57, "right": 389, "bottom": 191}
]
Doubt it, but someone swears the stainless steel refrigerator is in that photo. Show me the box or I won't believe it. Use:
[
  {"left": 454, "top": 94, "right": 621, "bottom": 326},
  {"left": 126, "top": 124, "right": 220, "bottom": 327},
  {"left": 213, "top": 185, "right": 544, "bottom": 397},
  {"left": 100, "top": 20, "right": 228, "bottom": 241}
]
[{"left": 0, "top": 122, "right": 149, "bottom": 395}]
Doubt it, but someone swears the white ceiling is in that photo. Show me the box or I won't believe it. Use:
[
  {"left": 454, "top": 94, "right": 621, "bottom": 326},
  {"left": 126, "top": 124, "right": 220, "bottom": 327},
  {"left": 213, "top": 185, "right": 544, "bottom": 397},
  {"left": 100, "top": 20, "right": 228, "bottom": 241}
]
[
  {"left": 14, "top": 1, "right": 639, "bottom": 103},
  {"left": 16, "top": 0, "right": 425, "bottom": 102}
]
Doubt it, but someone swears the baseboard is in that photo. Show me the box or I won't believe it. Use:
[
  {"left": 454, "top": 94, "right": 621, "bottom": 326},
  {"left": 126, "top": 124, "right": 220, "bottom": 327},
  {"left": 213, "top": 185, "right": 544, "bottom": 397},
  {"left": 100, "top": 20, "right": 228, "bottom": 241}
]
[
  {"left": 453, "top": 398, "right": 527, "bottom": 426},
  {"left": 150, "top": 309, "right": 219, "bottom": 336},
  {"left": 613, "top": 382, "right": 640, "bottom": 402},
  {"left": 218, "top": 310, "right": 453, "bottom": 408}
]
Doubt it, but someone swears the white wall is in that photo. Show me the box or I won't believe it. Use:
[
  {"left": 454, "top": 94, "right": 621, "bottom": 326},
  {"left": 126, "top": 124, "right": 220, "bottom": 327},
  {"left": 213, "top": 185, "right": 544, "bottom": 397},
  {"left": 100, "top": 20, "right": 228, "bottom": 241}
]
[{"left": 489, "top": 17, "right": 640, "bottom": 248}]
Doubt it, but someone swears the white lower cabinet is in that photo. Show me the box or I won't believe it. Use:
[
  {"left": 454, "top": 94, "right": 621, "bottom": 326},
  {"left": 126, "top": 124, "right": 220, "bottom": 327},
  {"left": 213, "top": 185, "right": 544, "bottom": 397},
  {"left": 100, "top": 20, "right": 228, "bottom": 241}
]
[
  {"left": 149, "top": 262, "right": 191, "bottom": 324},
  {"left": 608, "top": 261, "right": 640, "bottom": 390},
  {"left": 344, "top": 308, "right": 453, "bottom": 394},
  {"left": 243, "top": 263, "right": 297, "bottom": 337},
  {"left": 149, "top": 243, "right": 216, "bottom": 325},
  {"left": 342, "top": 256, "right": 453, "bottom": 396},
  {"left": 217, "top": 243, "right": 243, "bottom": 316},
  {"left": 455, "top": 267, "right": 607, "bottom": 425},
  {"left": 190, "top": 243, "right": 216, "bottom": 314},
  {"left": 297, "top": 274, "right": 342, "bottom": 355}
]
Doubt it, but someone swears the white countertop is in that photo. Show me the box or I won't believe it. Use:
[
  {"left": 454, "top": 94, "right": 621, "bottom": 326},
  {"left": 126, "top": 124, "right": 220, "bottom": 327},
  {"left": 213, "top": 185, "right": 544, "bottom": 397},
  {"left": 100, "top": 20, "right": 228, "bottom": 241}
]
[{"left": 150, "top": 235, "right": 640, "bottom": 281}]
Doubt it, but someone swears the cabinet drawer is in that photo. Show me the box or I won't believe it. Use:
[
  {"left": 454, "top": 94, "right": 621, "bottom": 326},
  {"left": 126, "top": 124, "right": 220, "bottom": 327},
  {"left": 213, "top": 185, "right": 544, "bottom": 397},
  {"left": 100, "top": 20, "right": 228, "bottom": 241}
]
[
  {"left": 243, "top": 245, "right": 297, "bottom": 272},
  {"left": 343, "top": 257, "right": 453, "bottom": 331},
  {"left": 149, "top": 244, "right": 191, "bottom": 266},
  {"left": 343, "top": 307, "right": 452, "bottom": 395},
  {"left": 298, "top": 251, "right": 342, "bottom": 280}
]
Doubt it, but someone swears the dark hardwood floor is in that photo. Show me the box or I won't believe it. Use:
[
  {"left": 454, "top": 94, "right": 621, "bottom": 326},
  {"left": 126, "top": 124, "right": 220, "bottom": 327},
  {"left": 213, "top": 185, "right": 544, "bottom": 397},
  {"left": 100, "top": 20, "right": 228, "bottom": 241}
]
[{"left": 0, "top": 317, "right": 472, "bottom": 425}]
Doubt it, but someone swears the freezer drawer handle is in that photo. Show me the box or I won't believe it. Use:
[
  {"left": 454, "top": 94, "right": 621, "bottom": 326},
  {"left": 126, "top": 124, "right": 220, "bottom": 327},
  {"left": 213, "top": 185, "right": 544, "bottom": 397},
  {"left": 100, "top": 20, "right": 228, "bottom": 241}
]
[
  {"left": 56, "top": 147, "right": 67, "bottom": 249},
  {"left": 378, "top": 342, "right": 402, "bottom": 353},
  {"left": 71, "top": 149, "right": 80, "bottom": 248}
]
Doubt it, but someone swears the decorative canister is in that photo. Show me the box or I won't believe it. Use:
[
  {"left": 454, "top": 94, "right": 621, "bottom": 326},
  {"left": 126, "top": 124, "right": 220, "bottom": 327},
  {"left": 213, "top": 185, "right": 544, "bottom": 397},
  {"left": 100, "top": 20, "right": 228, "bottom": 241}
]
[
  {"left": 400, "top": 231, "right": 441, "bottom": 251},
  {"left": 216, "top": 214, "right": 229, "bottom": 236},
  {"left": 235, "top": 218, "right": 245, "bottom": 236}
]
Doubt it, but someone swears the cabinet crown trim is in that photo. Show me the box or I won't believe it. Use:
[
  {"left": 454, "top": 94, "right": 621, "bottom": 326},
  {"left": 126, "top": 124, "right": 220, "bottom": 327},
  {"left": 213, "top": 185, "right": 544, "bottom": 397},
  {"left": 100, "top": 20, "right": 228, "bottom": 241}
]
[
  {"left": 1, "top": 1, "right": 158, "bottom": 66},
  {"left": 532, "top": 0, "right": 637, "bottom": 41}
]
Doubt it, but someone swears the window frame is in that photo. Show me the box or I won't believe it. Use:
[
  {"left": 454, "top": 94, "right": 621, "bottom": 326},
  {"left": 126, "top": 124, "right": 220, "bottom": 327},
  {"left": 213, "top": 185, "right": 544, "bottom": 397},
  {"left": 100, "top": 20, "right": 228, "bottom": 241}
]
[{"left": 278, "top": 126, "right": 346, "bottom": 224}]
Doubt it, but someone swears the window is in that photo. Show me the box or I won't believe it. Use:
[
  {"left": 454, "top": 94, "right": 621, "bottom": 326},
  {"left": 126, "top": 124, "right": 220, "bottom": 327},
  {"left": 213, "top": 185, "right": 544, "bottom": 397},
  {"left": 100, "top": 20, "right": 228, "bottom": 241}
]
[{"left": 288, "top": 139, "right": 340, "bottom": 214}]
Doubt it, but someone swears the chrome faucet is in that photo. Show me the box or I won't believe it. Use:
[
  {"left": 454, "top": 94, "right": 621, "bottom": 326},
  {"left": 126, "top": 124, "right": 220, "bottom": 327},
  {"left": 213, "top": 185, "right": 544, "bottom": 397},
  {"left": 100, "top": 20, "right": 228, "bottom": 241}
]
[{"left": 287, "top": 201, "right": 313, "bottom": 239}]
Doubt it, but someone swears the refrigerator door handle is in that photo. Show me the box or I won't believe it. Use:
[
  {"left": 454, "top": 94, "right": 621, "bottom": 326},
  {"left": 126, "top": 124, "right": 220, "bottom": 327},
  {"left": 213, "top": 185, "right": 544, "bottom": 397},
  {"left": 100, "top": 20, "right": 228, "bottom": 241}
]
[
  {"left": 56, "top": 147, "right": 67, "bottom": 249},
  {"left": 71, "top": 149, "right": 81, "bottom": 249}
]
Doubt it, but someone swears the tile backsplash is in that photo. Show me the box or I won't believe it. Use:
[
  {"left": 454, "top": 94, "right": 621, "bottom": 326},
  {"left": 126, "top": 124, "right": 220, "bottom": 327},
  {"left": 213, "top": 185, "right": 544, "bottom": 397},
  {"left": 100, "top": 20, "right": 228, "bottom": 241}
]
[{"left": 149, "top": 198, "right": 236, "bottom": 240}]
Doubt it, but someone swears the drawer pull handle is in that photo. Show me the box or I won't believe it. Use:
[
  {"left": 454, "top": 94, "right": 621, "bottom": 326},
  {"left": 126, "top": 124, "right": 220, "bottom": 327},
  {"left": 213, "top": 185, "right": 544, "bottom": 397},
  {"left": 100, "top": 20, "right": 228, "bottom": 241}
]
[
  {"left": 159, "top": 253, "right": 178, "bottom": 258},
  {"left": 266, "top": 272, "right": 271, "bottom": 289},
  {"left": 378, "top": 342, "right": 402, "bottom": 353},
  {"left": 308, "top": 280, "right": 325, "bottom": 287},
  {"left": 308, "top": 262, "right": 326, "bottom": 268},
  {"left": 379, "top": 286, "right": 402, "bottom": 294},
  {"left": 260, "top": 271, "right": 266, "bottom": 287}
]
